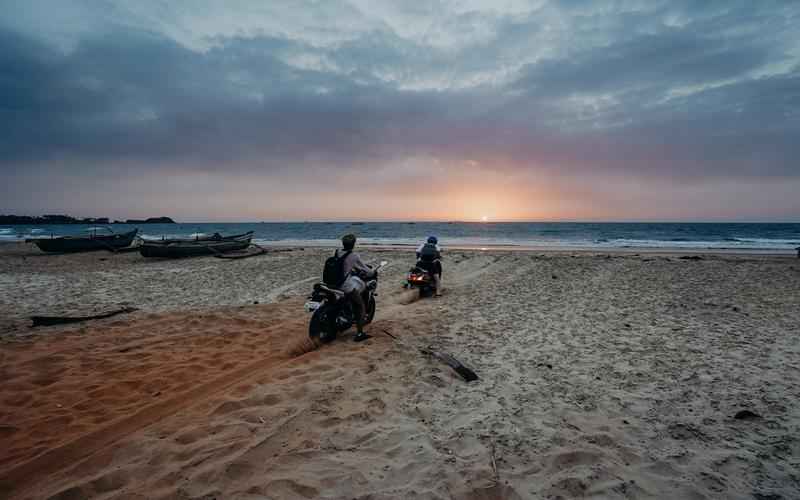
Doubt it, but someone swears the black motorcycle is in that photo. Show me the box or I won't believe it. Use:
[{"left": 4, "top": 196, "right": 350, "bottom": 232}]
[
  {"left": 404, "top": 263, "right": 436, "bottom": 297},
  {"left": 305, "top": 261, "right": 388, "bottom": 342}
]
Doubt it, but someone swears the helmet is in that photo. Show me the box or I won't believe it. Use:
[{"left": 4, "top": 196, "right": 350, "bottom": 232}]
[{"left": 427, "top": 236, "right": 438, "bottom": 245}]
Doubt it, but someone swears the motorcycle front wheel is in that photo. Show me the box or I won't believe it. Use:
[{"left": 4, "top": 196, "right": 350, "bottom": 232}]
[
  {"left": 365, "top": 295, "right": 376, "bottom": 324},
  {"left": 309, "top": 305, "right": 337, "bottom": 343}
]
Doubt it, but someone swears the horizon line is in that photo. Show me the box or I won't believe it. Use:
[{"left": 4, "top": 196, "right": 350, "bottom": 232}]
[
  {"left": 13, "top": 220, "right": 800, "bottom": 224},
  {"left": 2, "top": 215, "right": 799, "bottom": 224}
]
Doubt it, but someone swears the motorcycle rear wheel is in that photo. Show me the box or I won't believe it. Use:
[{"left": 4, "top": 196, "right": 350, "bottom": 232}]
[
  {"left": 309, "top": 306, "right": 336, "bottom": 343},
  {"left": 365, "top": 295, "right": 376, "bottom": 324}
]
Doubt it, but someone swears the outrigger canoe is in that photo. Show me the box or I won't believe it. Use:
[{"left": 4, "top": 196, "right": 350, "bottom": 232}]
[
  {"left": 139, "top": 231, "right": 253, "bottom": 258},
  {"left": 152, "top": 231, "right": 253, "bottom": 244},
  {"left": 28, "top": 229, "right": 139, "bottom": 253}
]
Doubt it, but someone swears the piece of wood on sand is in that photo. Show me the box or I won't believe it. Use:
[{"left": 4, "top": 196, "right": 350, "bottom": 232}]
[
  {"left": 381, "top": 329, "right": 478, "bottom": 382},
  {"left": 420, "top": 347, "right": 479, "bottom": 381},
  {"left": 31, "top": 307, "right": 138, "bottom": 327}
]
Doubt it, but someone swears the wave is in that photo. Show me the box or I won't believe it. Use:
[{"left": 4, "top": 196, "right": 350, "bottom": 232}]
[
  {"left": 4, "top": 222, "right": 797, "bottom": 251},
  {"left": 600, "top": 238, "right": 798, "bottom": 249},
  {"left": 0, "top": 228, "right": 19, "bottom": 240},
  {"left": 726, "top": 238, "right": 800, "bottom": 245},
  {"left": 250, "top": 235, "right": 800, "bottom": 251}
]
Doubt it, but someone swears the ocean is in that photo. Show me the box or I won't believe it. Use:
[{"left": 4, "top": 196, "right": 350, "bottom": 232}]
[{"left": 2, "top": 222, "right": 799, "bottom": 252}]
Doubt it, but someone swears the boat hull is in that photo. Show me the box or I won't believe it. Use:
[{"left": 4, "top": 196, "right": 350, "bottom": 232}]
[
  {"left": 30, "top": 230, "right": 139, "bottom": 253},
  {"left": 139, "top": 236, "right": 252, "bottom": 258},
  {"left": 154, "top": 231, "right": 253, "bottom": 244}
]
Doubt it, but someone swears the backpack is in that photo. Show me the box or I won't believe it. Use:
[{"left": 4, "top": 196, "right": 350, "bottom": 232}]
[
  {"left": 323, "top": 249, "right": 351, "bottom": 287},
  {"left": 419, "top": 243, "right": 438, "bottom": 262}
]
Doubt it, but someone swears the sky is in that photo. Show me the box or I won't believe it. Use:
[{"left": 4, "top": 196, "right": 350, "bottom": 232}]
[{"left": 0, "top": 0, "right": 798, "bottom": 222}]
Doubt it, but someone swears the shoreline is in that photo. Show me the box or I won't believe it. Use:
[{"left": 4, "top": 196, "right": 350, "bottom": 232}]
[
  {"left": 5, "top": 239, "right": 797, "bottom": 256},
  {"left": 256, "top": 241, "right": 798, "bottom": 257},
  {"left": 343, "top": 242, "right": 798, "bottom": 256}
]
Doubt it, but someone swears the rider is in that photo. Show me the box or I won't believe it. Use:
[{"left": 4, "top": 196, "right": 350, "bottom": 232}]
[
  {"left": 336, "top": 234, "right": 375, "bottom": 342},
  {"left": 416, "top": 236, "right": 442, "bottom": 296}
]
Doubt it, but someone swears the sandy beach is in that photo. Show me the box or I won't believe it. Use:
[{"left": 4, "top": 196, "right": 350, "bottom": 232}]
[{"left": 1, "top": 242, "right": 799, "bottom": 499}]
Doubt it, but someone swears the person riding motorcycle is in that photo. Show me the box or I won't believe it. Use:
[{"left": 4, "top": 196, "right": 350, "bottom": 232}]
[
  {"left": 416, "top": 236, "right": 442, "bottom": 296},
  {"left": 335, "top": 233, "right": 375, "bottom": 341}
]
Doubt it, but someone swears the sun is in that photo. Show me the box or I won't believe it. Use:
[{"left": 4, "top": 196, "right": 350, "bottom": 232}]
[{"left": 480, "top": 215, "right": 489, "bottom": 222}]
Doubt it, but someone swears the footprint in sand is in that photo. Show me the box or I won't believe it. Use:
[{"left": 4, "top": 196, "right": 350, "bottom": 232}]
[
  {"left": 261, "top": 394, "right": 282, "bottom": 405},
  {"left": 584, "top": 433, "right": 616, "bottom": 448},
  {"left": 264, "top": 479, "right": 319, "bottom": 499},
  {"left": 30, "top": 375, "right": 60, "bottom": 387},
  {"left": 174, "top": 428, "right": 206, "bottom": 445},
  {"left": 547, "top": 449, "right": 605, "bottom": 473},
  {"left": 547, "top": 477, "right": 590, "bottom": 497},
  {"left": 224, "top": 461, "right": 255, "bottom": 481},
  {"left": 211, "top": 400, "right": 247, "bottom": 416},
  {"left": 47, "top": 484, "right": 93, "bottom": 500},
  {"left": 0, "top": 424, "right": 19, "bottom": 439},
  {"left": 366, "top": 397, "right": 387, "bottom": 415},
  {"left": 88, "top": 470, "right": 129, "bottom": 494},
  {"left": 3, "top": 393, "right": 33, "bottom": 407}
]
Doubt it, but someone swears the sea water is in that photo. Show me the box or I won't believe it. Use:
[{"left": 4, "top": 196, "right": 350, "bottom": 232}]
[{"left": 2, "top": 222, "right": 799, "bottom": 252}]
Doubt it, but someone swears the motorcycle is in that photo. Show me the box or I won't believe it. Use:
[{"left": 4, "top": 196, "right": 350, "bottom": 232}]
[
  {"left": 305, "top": 261, "right": 388, "bottom": 342},
  {"left": 404, "top": 262, "right": 437, "bottom": 297}
]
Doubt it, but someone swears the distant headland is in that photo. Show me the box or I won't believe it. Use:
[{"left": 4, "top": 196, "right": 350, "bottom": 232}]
[{"left": 0, "top": 214, "right": 176, "bottom": 225}]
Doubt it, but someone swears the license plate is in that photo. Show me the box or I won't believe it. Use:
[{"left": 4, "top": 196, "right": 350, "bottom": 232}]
[{"left": 304, "top": 301, "right": 321, "bottom": 312}]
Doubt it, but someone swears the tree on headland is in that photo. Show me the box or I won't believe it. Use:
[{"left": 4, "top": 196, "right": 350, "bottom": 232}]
[{"left": 0, "top": 215, "right": 175, "bottom": 224}]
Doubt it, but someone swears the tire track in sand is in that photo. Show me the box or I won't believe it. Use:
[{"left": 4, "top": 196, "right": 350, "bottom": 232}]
[
  {"left": 0, "top": 350, "right": 298, "bottom": 499},
  {"left": 0, "top": 306, "right": 311, "bottom": 500},
  {"left": 0, "top": 256, "right": 500, "bottom": 498}
]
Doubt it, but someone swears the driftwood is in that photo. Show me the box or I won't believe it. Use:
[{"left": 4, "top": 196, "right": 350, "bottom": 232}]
[
  {"left": 214, "top": 244, "right": 268, "bottom": 260},
  {"left": 381, "top": 329, "right": 478, "bottom": 382},
  {"left": 31, "top": 307, "right": 138, "bottom": 327},
  {"left": 420, "top": 348, "right": 479, "bottom": 381}
]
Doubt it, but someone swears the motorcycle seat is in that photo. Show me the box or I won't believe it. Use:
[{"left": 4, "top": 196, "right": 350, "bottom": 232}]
[{"left": 314, "top": 283, "right": 346, "bottom": 300}]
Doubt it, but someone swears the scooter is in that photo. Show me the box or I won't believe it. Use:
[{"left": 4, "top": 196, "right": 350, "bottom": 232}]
[{"left": 305, "top": 261, "right": 388, "bottom": 342}]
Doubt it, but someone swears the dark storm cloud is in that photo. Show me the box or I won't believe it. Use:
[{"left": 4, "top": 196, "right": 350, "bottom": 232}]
[
  {"left": 0, "top": 0, "right": 798, "bottom": 214},
  {"left": 0, "top": 26, "right": 462, "bottom": 171},
  {"left": 514, "top": 32, "right": 770, "bottom": 99}
]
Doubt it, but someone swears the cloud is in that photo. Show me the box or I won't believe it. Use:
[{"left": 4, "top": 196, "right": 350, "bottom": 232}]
[{"left": 0, "top": 0, "right": 798, "bottom": 219}]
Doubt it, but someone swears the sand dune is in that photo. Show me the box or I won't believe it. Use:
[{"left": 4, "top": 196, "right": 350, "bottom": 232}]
[{"left": 1, "top": 244, "right": 799, "bottom": 498}]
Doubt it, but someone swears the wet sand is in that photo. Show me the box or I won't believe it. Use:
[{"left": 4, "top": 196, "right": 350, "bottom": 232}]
[{"left": 1, "top": 242, "right": 799, "bottom": 499}]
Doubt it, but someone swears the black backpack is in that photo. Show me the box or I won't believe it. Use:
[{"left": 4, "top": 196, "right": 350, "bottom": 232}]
[
  {"left": 323, "top": 250, "right": 351, "bottom": 287},
  {"left": 419, "top": 243, "right": 438, "bottom": 262}
]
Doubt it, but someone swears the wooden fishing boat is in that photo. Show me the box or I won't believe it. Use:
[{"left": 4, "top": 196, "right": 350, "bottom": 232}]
[
  {"left": 139, "top": 231, "right": 253, "bottom": 258},
  {"left": 153, "top": 231, "right": 253, "bottom": 244},
  {"left": 27, "top": 229, "right": 139, "bottom": 253}
]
